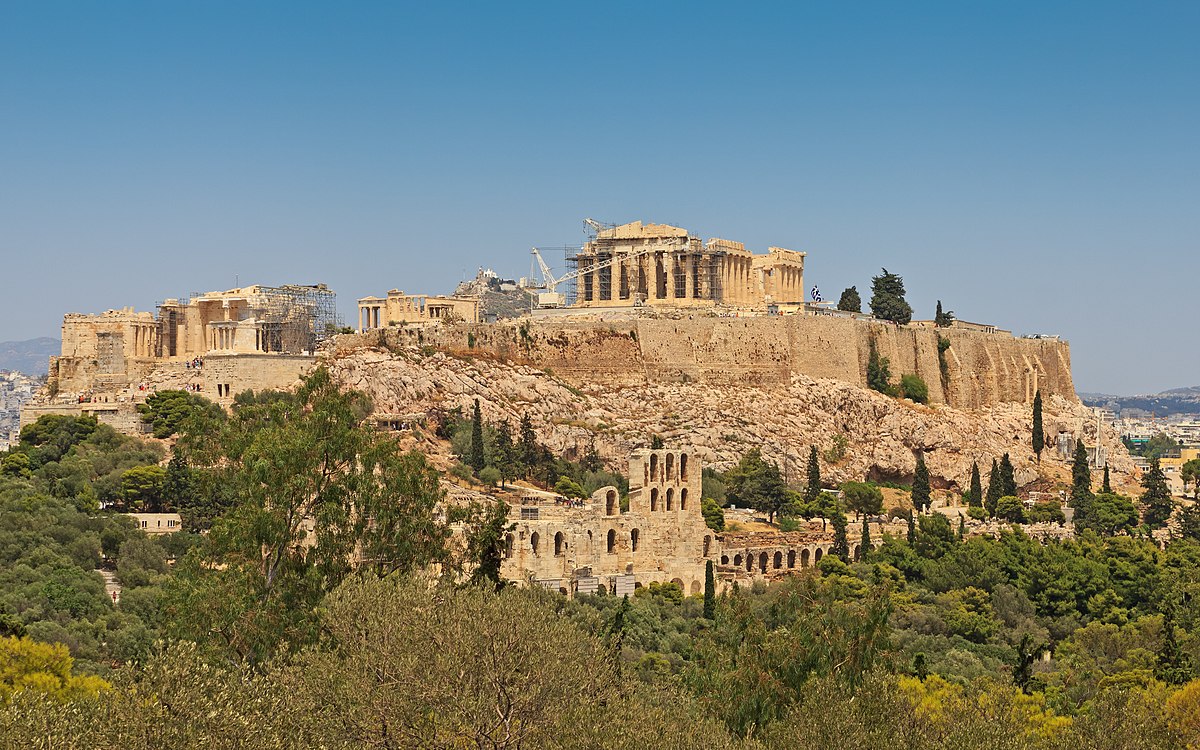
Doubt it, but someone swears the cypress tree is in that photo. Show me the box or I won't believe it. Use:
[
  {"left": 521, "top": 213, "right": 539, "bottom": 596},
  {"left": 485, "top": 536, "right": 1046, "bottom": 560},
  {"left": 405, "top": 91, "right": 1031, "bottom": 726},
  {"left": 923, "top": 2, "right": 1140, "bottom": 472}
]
[
  {"left": 968, "top": 461, "right": 983, "bottom": 507},
  {"left": 831, "top": 509, "right": 850, "bottom": 563},
  {"left": 469, "top": 399, "right": 486, "bottom": 472},
  {"left": 912, "top": 452, "right": 930, "bottom": 513},
  {"left": 906, "top": 511, "right": 916, "bottom": 545},
  {"left": 804, "top": 445, "right": 821, "bottom": 504},
  {"left": 703, "top": 560, "right": 716, "bottom": 620},
  {"left": 1032, "top": 391, "right": 1045, "bottom": 461},
  {"left": 1070, "top": 440, "right": 1094, "bottom": 530},
  {"left": 837, "top": 286, "right": 861, "bottom": 313},
  {"left": 493, "top": 419, "right": 516, "bottom": 488},
  {"left": 1142, "top": 457, "right": 1174, "bottom": 529},
  {"left": 867, "top": 339, "right": 892, "bottom": 394},
  {"left": 957, "top": 513, "right": 966, "bottom": 541},
  {"left": 519, "top": 412, "right": 539, "bottom": 476},
  {"left": 1156, "top": 606, "right": 1191, "bottom": 684},
  {"left": 861, "top": 516, "right": 872, "bottom": 556},
  {"left": 999, "top": 453, "right": 1017, "bottom": 497},
  {"left": 986, "top": 459, "right": 1002, "bottom": 516},
  {"left": 1102, "top": 463, "right": 1112, "bottom": 494}
]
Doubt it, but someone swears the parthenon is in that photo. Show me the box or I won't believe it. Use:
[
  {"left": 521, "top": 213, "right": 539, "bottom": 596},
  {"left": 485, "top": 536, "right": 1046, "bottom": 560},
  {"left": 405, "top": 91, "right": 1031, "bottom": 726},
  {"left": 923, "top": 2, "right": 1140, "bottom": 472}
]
[{"left": 568, "top": 221, "right": 806, "bottom": 308}]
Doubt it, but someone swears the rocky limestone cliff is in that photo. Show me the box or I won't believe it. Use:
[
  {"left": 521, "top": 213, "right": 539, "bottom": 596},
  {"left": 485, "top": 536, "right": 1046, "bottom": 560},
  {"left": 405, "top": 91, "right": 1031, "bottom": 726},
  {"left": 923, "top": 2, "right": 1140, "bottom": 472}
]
[
  {"left": 332, "top": 314, "right": 1074, "bottom": 411},
  {"left": 325, "top": 342, "right": 1134, "bottom": 494}
]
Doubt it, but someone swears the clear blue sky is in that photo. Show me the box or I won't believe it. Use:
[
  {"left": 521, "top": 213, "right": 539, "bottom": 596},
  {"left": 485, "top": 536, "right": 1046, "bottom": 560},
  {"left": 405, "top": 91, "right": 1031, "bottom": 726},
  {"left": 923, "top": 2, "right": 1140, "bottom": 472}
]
[{"left": 2, "top": 2, "right": 1197, "bottom": 394}]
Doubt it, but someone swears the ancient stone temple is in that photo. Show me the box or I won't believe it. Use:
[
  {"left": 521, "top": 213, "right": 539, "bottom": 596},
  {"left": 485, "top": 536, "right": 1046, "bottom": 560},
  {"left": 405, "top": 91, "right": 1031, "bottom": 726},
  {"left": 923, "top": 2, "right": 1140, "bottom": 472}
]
[
  {"left": 568, "top": 221, "right": 805, "bottom": 308},
  {"left": 356, "top": 290, "right": 480, "bottom": 331}
]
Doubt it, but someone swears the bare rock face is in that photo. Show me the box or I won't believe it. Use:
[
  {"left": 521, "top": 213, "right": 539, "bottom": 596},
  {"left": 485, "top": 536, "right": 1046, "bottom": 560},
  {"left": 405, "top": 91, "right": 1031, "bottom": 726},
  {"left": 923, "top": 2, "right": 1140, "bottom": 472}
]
[{"left": 325, "top": 344, "right": 1135, "bottom": 493}]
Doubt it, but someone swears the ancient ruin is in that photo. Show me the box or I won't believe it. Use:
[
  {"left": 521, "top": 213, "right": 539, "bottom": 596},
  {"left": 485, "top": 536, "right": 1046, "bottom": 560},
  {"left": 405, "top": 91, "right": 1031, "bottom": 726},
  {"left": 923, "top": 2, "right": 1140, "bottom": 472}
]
[
  {"left": 563, "top": 220, "right": 806, "bottom": 308},
  {"left": 356, "top": 290, "right": 480, "bottom": 331},
  {"left": 500, "top": 446, "right": 868, "bottom": 595}
]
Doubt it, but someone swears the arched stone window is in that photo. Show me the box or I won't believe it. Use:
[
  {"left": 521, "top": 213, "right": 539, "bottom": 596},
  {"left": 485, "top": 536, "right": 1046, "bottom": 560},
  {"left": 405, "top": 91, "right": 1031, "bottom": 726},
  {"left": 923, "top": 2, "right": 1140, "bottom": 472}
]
[
  {"left": 607, "top": 529, "right": 616, "bottom": 553},
  {"left": 650, "top": 488, "right": 659, "bottom": 511},
  {"left": 759, "top": 552, "right": 768, "bottom": 573},
  {"left": 631, "top": 528, "right": 640, "bottom": 552},
  {"left": 690, "top": 580, "right": 701, "bottom": 595},
  {"left": 666, "top": 453, "right": 675, "bottom": 481},
  {"left": 703, "top": 535, "right": 711, "bottom": 557},
  {"left": 649, "top": 453, "right": 659, "bottom": 482},
  {"left": 605, "top": 489, "right": 618, "bottom": 516},
  {"left": 746, "top": 554, "right": 754, "bottom": 572},
  {"left": 787, "top": 549, "right": 796, "bottom": 568},
  {"left": 721, "top": 554, "right": 730, "bottom": 566},
  {"left": 671, "top": 577, "right": 684, "bottom": 589},
  {"left": 814, "top": 548, "right": 823, "bottom": 563},
  {"left": 680, "top": 487, "right": 688, "bottom": 510},
  {"left": 666, "top": 488, "right": 674, "bottom": 511},
  {"left": 732, "top": 554, "right": 742, "bottom": 567},
  {"left": 680, "top": 453, "right": 689, "bottom": 481},
  {"left": 801, "top": 548, "right": 811, "bottom": 567},
  {"left": 504, "top": 533, "right": 514, "bottom": 559},
  {"left": 773, "top": 551, "right": 783, "bottom": 569},
  {"left": 530, "top": 532, "right": 540, "bottom": 556},
  {"left": 554, "top": 531, "right": 564, "bottom": 556},
  {"left": 853, "top": 544, "right": 861, "bottom": 561}
]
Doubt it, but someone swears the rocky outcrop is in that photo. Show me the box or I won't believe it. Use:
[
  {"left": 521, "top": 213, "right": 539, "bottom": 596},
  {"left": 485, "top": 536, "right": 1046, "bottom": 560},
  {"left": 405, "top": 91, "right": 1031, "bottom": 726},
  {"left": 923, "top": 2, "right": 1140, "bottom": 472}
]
[{"left": 325, "top": 342, "right": 1134, "bottom": 494}]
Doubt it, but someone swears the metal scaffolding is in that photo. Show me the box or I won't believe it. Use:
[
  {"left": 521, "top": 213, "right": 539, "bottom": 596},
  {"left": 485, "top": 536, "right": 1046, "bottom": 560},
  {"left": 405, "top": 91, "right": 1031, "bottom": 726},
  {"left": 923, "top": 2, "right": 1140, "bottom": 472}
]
[{"left": 256, "top": 284, "right": 341, "bottom": 350}]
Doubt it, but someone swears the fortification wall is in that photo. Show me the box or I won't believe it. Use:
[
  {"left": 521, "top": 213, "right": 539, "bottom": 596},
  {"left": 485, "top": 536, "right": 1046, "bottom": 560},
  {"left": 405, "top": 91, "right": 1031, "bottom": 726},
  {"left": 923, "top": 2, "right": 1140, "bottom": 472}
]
[{"left": 332, "top": 315, "right": 1074, "bottom": 409}]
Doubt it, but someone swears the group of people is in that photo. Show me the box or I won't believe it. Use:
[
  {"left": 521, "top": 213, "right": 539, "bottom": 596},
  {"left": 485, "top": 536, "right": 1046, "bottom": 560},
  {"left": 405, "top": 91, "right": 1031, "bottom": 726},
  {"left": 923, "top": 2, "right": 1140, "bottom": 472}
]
[
  {"left": 184, "top": 357, "right": 204, "bottom": 369},
  {"left": 179, "top": 383, "right": 203, "bottom": 393}
]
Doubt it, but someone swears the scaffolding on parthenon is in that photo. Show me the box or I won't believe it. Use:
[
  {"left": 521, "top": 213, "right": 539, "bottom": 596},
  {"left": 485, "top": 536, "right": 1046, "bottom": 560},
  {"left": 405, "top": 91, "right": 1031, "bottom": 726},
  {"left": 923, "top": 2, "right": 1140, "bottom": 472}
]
[{"left": 563, "top": 243, "right": 727, "bottom": 306}]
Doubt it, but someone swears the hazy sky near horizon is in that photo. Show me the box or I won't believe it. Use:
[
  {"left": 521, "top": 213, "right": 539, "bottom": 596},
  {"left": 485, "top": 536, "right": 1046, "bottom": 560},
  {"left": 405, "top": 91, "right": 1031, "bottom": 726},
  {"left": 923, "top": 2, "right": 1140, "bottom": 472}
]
[{"left": 2, "top": 2, "right": 1197, "bottom": 394}]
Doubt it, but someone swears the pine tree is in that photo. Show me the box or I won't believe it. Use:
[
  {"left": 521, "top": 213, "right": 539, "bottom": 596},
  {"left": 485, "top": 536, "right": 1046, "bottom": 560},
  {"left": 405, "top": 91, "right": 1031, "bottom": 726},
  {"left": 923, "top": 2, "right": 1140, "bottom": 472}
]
[
  {"left": 703, "top": 560, "right": 716, "bottom": 620},
  {"left": 1102, "top": 463, "right": 1112, "bottom": 494},
  {"left": 804, "top": 445, "right": 821, "bottom": 504},
  {"left": 837, "top": 286, "right": 862, "bottom": 313},
  {"left": 999, "top": 453, "right": 1017, "bottom": 497},
  {"left": 831, "top": 509, "right": 850, "bottom": 563},
  {"left": 861, "top": 516, "right": 872, "bottom": 556},
  {"left": 912, "top": 452, "right": 930, "bottom": 513},
  {"left": 1142, "top": 457, "right": 1174, "bottom": 529},
  {"left": 934, "top": 300, "right": 955, "bottom": 327},
  {"left": 986, "top": 459, "right": 1002, "bottom": 516},
  {"left": 1032, "top": 391, "right": 1045, "bottom": 461},
  {"left": 469, "top": 399, "right": 486, "bottom": 472},
  {"left": 968, "top": 461, "right": 983, "bottom": 507},
  {"left": 164, "top": 450, "right": 195, "bottom": 510},
  {"left": 869, "top": 268, "right": 913, "bottom": 324}
]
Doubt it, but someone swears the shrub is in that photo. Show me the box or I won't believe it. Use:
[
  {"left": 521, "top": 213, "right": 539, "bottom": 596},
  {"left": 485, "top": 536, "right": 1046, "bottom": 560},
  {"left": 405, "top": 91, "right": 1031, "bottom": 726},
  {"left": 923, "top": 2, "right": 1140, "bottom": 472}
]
[
  {"left": 900, "top": 374, "right": 929, "bottom": 404},
  {"left": 478, "top": 467, "right": 501, "bottom": 487},
  {"left": 994, "top": 495, "right": 1027, "bottom": 523}
]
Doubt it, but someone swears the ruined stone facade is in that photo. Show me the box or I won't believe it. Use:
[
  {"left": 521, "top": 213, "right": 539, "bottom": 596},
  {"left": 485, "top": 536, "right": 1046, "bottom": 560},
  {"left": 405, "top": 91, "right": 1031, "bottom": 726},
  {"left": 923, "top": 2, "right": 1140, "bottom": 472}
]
[
  {"left": 571, "top": 221, "right": 805, "bottom": 308},
  {"left": 357, "top": 290, "right": 480, "bottom": 331},
  {"left": 500, "top": 447, "right": 860, "bottom": 596},
  {"left": 22, "top": 284, "right": 332, "bottom": 432}
]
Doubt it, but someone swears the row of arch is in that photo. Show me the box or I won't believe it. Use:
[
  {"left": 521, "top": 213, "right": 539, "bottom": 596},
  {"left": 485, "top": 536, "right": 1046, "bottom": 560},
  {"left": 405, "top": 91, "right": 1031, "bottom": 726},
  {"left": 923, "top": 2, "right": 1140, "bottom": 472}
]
[
  {"left": 647, "top": 451, "right": 689, "bottom": 483},
  {"left": 649, "top": 486, "right": 688, "bottom": 512},
  {"left": 720, "top": 542, "right": 878, "bottom": 573},
  {"left": 510, "top": 528, "right": 714, "bottom": 559}
]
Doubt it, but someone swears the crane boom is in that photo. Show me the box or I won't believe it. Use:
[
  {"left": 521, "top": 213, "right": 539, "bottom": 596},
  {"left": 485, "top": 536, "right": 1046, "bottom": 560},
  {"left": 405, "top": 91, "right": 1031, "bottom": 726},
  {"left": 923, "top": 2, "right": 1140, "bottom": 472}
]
[{"left": 529, "top": 238, "right": 690, "bottom": 307}]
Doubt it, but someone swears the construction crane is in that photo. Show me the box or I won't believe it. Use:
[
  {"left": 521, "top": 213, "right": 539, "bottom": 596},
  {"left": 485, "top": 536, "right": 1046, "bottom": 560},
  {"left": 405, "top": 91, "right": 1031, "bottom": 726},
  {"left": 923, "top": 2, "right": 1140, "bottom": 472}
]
[{"left": 528, "top": 238, "right": 689, "bottom": 308}]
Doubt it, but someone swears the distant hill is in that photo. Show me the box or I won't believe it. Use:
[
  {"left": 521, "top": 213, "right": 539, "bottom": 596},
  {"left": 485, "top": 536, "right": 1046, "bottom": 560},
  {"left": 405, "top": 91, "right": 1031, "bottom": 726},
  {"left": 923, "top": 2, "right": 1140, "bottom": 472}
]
[
  {"left": 1081, "top": 386, "right": 1200, "bottom": 417},
  {"left": 0, "top": 337, "right": 58, "bottom": 376}
]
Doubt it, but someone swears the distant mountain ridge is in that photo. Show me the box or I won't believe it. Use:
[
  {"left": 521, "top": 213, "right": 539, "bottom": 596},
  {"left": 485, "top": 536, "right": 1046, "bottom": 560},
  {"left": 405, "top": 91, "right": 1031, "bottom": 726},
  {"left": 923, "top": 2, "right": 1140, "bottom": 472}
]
[
  {"left": 0, "top": 337, "right": 58, "bottom": 376},
  {"left": 1081, "top": 386, "right": 1200, "bottom": 417}
]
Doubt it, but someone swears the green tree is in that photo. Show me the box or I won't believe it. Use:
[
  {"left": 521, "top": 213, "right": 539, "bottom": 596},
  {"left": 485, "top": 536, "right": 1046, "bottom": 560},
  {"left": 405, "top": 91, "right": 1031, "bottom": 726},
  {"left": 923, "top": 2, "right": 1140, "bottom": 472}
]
[
  {"left": 912, "top": 453, "right": 931, "bottom": 513},
  {"left": 581, "top": 436, "right": 603, "bottom": 474},
  {"left": 841, "top": 481, "right": 884, "bottom": 519},
  {"left": 461, "top": 500, "right": 510, "bottom": 591},
  {"left": 968, "top": 461, "right": 982, "bottom": 508},
  {"left": 701, "top": 496, "right": 726, "bottom": 532},
  {"left": 866, "top": 339, "right": 893, "bottom": 394},
  {"left": 477, "top": 466, "right": 501, "bottom": 487},
  {"left": 1179, "top": 504, "right": 1200, "bottom": 541},
  {"left": 860, "top": 516, "right": 872, "bottom": 556},
  {"left": 995, "top": 495, "right": 1027, "bottom": 523},
  {"left": 1032, "top": 391, "right": 1044, "bottom": 461},
  {"left": 519, "top": 412, "right": 539, "bottom": 476},
  {"left": 999, "top": 452, "right": 1017, "bottom": 497},
  {"left": 934, "top": 300, "right": 955, "bottom": 327},
  {"left": 163, "top": 451, "right": 195, "bottom": 509},
  {"left": 0, "top": 635, "right": 109, "bottom": 702},
  {"left": 1142, "top": 457, "right": 1174, "bottom": 529},
  {"left": 831, "top": 509, "right": 850, "bottom": 563},
  {"left": 703, "top": 560, "right": 716, "bottom": 620},
  {"left": 1091, "top": 492, "right": 1139, "bottom": 536},
  {"left": 1028, "top": 500, "right": 1066, "bottom": 524},
  {"left": 1071, "top": 440, "right": 1093, "bottom": 524},
  {"left": 837, "top": 286, "right": 861, "bottom": 313},
  {"left": 137, "top": 390, "right": 223, "bottom": 439},
  {"left": 492, "top": 419, "right": 517, "bottom": 488},
  {"left": 1182, "top": 458, "right": 1200, "bottom": 499},
  {"left": 985, "top": 459, "right": 1001, "bottom": 516},
  {"left": 0, "top": 452, "right": 32, "bottom": 479},
  {"left": 469, "top": 399, "right": 485, "bottom": 473},
  {"left": 869, "top": 268, "right": 913, "bottom": 324},
  {"left": 804, "top": 445, "right": 821, "bottom": 504},
  {"left": 1103, "top": 462, "right": 1112, "bottom": 494},
  {"left": 120, "top": 465, "right": 167, "bottom": 511},
  {"left": 725, "top": 449, "right": 787, "bottom": 523}
]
